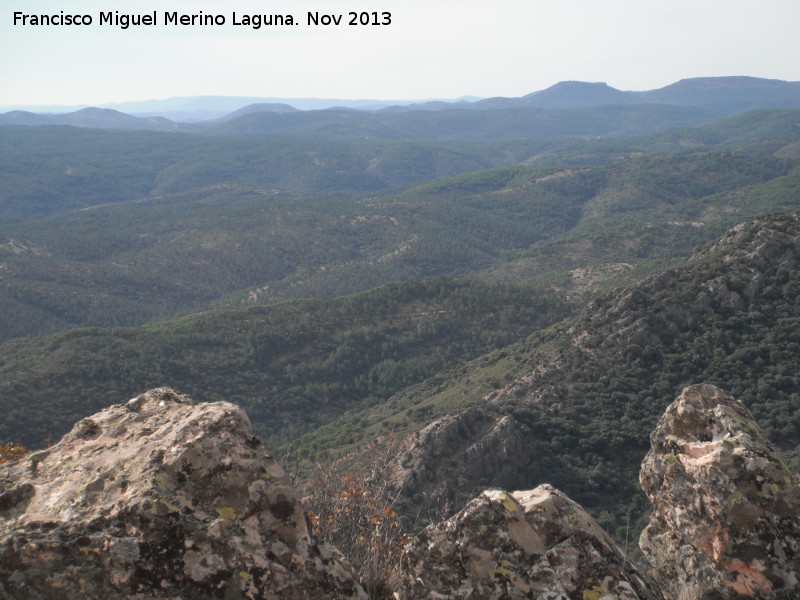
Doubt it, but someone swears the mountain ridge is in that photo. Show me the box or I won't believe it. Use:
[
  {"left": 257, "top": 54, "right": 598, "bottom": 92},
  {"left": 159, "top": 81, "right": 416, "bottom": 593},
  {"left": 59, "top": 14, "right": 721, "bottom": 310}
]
[
  {"left": 3, "top": 76, "right": 800, "bottom": 131},
  {"left": 298, "top": 211, "right": 800, "bottom": 538}
]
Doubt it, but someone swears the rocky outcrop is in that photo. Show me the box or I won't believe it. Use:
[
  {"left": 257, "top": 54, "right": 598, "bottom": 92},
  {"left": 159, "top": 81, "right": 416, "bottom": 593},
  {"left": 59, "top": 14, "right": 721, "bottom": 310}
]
[
  {"left": 391, "top": 407, "right": 529, "bottom": 519},
  {"left": 393, "top": 383, "right": 800, "bottom": 599},
  {"left": 0, "top": 388, "right": 367, "bottom": 600},
  {"left": 393, "top": 484, "right": 664, "bottom": 600},
  {"left": 639, "top": 384, "right": 800, "bottom": 599},
  {"left": 3, "top": 383, "right": 799, "bottom": 600}
]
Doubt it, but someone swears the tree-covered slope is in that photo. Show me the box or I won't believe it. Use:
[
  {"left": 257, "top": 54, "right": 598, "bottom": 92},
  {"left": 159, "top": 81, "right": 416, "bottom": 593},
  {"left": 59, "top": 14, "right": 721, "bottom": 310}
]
[
  {"left": 0, "top": 277, "right": 568, "bottom": 450},
  {"left": 2, "top": 149, "right": 798, "bottom": 341},
  {"left": 1, "top": 108, "right": 799, "bottom": 346},
  {"left": 3, "top": 108, "right": 799, "bottom": 219},
  {"left": 481, "top": 153, "right": 800, "bottom": 296},
  {"left": 0, "top": 127, "right": 518, "bottom": 219},
  {"left": 298, "top": 212, "right": 800, "bottom": 538}
]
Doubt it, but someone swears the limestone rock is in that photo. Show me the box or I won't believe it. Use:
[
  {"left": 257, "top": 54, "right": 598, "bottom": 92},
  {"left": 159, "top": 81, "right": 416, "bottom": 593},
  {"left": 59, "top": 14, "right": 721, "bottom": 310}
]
[
  {"left": 393, "top": 483, "right": 664, "bottom": 600},
  {"left": 0, "top": 388, "right": 367, "bottom": 600},
  {"left": 639, "top": 384, "right": 800, "bottom": 599}
]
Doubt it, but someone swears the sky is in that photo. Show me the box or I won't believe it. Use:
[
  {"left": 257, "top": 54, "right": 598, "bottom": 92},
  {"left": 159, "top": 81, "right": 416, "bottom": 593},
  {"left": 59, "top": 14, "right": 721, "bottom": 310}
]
[{"left": 1, "top": 0, "right": 799, "bottom": 108}]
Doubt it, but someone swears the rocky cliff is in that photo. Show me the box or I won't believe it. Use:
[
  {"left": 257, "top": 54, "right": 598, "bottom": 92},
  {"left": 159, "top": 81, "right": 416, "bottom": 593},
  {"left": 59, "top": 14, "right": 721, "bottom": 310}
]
[
  {"left": 390, "top": 407, "right": 529, "bottom": 517},
  {"left": 0, "top": 388, "right": 367, "bottom": 600},
  {"left": 640, "top": 384, "right": 800, "bottom": 599}
]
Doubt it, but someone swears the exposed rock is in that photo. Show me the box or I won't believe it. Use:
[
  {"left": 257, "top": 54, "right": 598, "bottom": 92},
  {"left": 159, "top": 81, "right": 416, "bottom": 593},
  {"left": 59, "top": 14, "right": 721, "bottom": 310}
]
[
  {"left": 639, "top": 384, "right": 800, "bottom": 599},
  {"left": 393, "top": 483, "right": 664, "bottom": 600},
  {"left": 0, "top": 388, "right": 367, "bottom": 600},
  {"left": 390, "top": 408, "right": 529, "bottom": 520}
]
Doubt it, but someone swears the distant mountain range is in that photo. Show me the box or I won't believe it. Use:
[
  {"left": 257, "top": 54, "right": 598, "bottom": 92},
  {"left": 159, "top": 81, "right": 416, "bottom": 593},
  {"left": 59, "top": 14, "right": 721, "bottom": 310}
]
[
  {"left": 0, "top": 107, "right": 180, "bottom": 131},
  {"left": 0, "top": 95, "right": 481, "bottom": 122},
  {"left": 471, "top": 76, "right": 800, "bottom": 114},
  {"left": 2, "top": 77, "right": 799, "bottom": 130}
]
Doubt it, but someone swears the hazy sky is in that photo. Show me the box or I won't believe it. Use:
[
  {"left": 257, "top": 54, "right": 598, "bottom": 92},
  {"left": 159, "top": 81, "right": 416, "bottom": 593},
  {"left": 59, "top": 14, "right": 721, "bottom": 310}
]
[{"left": 2, "top": 0, "right": 799, "bottom": 107}]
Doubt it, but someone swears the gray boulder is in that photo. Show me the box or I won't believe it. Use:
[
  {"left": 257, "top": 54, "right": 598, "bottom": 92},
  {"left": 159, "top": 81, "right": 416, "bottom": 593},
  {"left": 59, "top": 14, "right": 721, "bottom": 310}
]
[{"left": 0, "top": 388, "right": 367, "bottom": 599}]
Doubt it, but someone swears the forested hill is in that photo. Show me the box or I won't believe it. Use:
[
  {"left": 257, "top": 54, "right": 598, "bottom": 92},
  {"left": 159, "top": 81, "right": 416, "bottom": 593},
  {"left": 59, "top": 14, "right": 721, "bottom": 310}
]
[
  {"left": 297, "top": 212, "right": 800, "bottom": 537},
  {"left": 0, "top": 278, "right": 568, "bottom": 450},
  {"left": 3, "top": 107, "right": 798, "bottom": 219},
  {"left": 2, "top": 135, "right": 799, "bottom": 341}
]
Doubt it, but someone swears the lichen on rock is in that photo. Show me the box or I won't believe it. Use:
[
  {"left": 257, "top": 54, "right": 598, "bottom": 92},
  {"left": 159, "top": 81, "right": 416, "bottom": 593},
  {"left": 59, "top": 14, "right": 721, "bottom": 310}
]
[
  {"left": 393, "top": 483, "right": 664, "bottom": 599},
  {"left": 0, "top": 388, "right": 367, "bottom": 599},
  {"left": 639, "top": 383, "right": 800, "bottom": 599}
]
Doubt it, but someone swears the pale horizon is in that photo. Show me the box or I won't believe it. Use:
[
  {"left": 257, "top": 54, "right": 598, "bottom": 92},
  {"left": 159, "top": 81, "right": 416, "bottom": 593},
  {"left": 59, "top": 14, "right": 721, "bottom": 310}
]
[{"left": 2, "top": 0, "right": 799, "bottom": 108}]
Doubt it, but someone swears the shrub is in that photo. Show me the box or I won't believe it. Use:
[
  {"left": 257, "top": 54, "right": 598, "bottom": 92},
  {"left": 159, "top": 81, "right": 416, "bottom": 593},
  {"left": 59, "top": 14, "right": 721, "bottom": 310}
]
[
  {"left": 0, "top": 441, "right": 29, "bottom": 464},
  {"left": 301, "top": 433, "right": 407, "bottom": 599}
]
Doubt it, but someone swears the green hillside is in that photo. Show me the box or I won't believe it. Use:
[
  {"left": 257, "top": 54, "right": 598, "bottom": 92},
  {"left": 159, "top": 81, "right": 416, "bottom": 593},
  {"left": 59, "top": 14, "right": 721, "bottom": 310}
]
[
  {"left": 3, "top": 108, "right": 798, "bottom": 219},
  {"left": 299, "top": 212, "right": 800, "bottom": 539},
  {"left": 0, "top": 277, "right": 567, "bottom": 450},
  {"left": 2, "top": 146, "right": 798, "bottom": 341},
  {"left": 0, "top": 128, "right": 502, "bottom": 218}
]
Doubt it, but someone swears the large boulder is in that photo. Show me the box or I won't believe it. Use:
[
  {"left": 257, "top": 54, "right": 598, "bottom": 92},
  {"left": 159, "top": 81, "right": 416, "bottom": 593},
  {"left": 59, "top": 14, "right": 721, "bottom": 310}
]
[
  {"left": 639, "top": 384, "right": 800, "bottom": 599},
  {"left": 393, "top": 483, "right": 664, "bottom": 599},
  {"left": 0, "top": 388, "right": 367, "bottom": 600}
]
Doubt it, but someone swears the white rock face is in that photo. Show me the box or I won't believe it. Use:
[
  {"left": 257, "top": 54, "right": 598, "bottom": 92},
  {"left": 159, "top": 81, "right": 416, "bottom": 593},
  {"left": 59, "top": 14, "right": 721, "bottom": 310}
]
[{"left": 0, "top": 388, "right": 367, "bottom": 600}]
